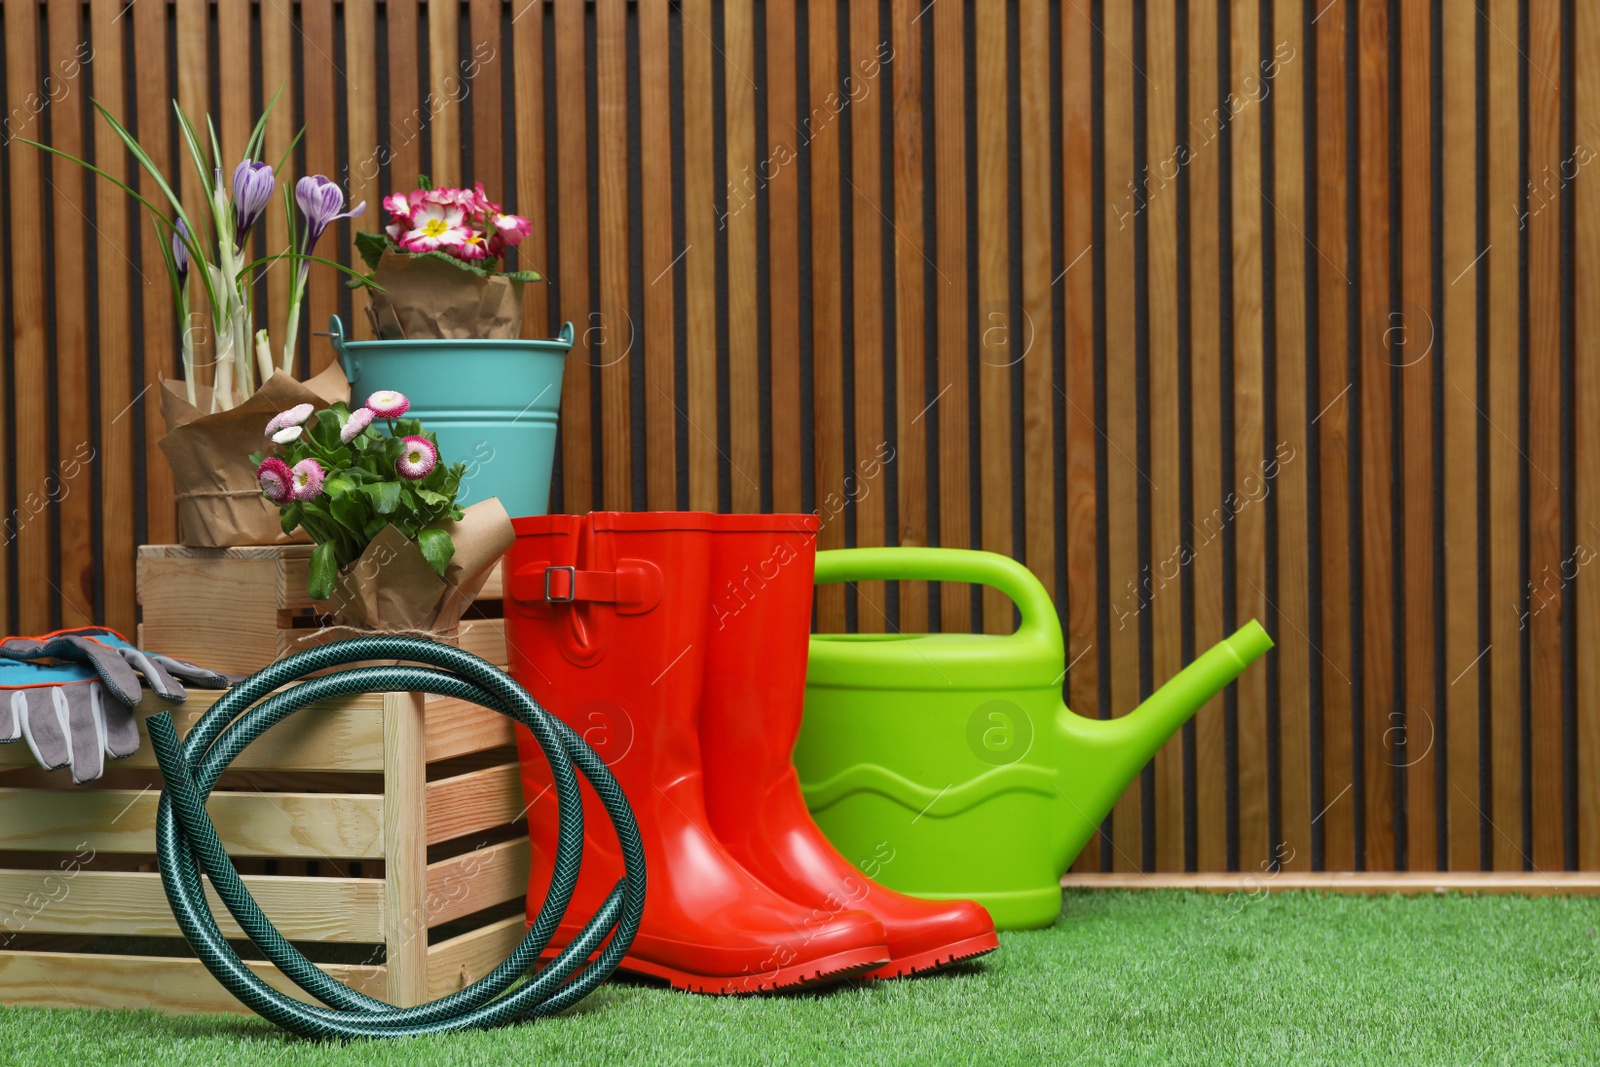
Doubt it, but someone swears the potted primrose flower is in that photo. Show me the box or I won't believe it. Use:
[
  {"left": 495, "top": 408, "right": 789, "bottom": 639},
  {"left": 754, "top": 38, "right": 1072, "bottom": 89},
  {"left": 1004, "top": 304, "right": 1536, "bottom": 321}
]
[
  {"left": 252, "top": 391, "right": 512, "bottom": 638},
  {"left": 329, "top": 175, "right": 576, "bottom": 519},
  {"left": 25, "top": 89, "right": 374, "bottom": 546}
]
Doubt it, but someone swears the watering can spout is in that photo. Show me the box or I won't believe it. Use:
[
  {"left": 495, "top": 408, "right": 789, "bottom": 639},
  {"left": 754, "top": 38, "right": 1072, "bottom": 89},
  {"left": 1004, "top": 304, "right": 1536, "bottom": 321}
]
[{"left": 1055, "top": 620, "right": 1273, "bottom": 858}]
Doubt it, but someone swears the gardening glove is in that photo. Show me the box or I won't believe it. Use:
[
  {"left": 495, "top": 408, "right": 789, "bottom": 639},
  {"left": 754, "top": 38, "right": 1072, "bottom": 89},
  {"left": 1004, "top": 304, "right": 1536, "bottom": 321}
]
[
  {"left": 0, "top": 658, "right": 139, "bottom": 784},
  {"left": 0, "top": 627, "right": 234, "bottom": 707}
]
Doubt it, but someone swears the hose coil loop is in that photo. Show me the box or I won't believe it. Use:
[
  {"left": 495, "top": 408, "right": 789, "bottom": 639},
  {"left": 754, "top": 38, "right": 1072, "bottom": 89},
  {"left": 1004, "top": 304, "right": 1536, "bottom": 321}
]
[{"left": 149, "top": 637, "right": 645, "bottom": 1039}]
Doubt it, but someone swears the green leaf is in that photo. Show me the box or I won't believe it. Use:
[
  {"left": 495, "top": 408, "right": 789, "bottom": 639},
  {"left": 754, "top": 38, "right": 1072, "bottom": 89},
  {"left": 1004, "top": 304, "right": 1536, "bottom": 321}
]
[
  {"left": 416, "top": 488, "right": 450, "bottom": 507},
  {"left": 279, "top": 503, "right": 301, "bottom": 535},
  {"left": 501, "top": 268, "right": 544, "bottom": 283},
  {"left": 362, "top": 481, "right": 402, "bottom": 514},
  {"left": 308, "top": 541, "right": 339, "bottom": 600},
  {"left": 416, "top": 528, "right": 455, "bottom": 577},
  {"left": 417, "top": 173, "right": 434, "bottom": 191},
  {"left": 354, "top": 230, "right": 390, "bottom": 273}
]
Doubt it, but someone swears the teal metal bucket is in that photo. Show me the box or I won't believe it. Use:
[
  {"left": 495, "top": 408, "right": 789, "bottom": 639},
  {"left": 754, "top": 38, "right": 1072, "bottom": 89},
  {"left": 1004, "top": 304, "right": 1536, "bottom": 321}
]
[{"left": 329, "top": 315, "right": 573, "bottom": 518}]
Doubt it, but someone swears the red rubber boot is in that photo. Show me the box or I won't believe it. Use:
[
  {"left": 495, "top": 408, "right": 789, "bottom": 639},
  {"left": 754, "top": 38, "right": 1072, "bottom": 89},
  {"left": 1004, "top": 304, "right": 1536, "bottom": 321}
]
[
  {"left": 697, "top": 514, "right": 999, "bottom": 978},
  {"left": 507, "top": 511, "right": 889, "bottom": 994}
]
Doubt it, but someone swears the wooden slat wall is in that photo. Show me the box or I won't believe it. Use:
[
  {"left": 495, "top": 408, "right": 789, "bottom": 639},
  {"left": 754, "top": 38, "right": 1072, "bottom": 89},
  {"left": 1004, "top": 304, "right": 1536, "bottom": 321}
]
[{"left": 2, "top": 0, "right": 1598, "bottom": 873}]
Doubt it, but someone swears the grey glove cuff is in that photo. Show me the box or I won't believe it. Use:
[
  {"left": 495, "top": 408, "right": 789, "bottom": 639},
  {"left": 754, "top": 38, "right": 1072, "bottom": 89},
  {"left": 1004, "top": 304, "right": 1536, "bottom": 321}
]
[{"left": 2, "top": 682, "right": 139, "bottom": 785}]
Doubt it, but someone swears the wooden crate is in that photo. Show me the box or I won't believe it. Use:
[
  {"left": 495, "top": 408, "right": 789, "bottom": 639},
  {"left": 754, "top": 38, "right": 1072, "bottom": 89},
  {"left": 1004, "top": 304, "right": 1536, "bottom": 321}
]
[
  {"left": 135, "top": 544, "right": 508, "bottom": 676},
  {"left": 0, "top": 688, "right": 532, "bottom": 1014}
]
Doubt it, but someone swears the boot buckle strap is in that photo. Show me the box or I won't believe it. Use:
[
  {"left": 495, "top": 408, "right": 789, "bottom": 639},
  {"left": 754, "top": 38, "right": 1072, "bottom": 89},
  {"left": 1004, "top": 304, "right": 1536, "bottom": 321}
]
[{"left": 514, "top": 560, "right": 664, "bottom": 614}]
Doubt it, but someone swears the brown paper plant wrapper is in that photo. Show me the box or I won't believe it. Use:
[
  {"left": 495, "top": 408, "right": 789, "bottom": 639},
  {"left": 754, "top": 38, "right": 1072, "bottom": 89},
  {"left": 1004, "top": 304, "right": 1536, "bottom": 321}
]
[
  {"left": 303, "top": 498, "right": 515, "bottom": 654},
  {"left": 364, "top": 249, "right": 525, "bottom": 340},
  {"left": 158, "top": 362, "right": 352, "bottom": 548}
]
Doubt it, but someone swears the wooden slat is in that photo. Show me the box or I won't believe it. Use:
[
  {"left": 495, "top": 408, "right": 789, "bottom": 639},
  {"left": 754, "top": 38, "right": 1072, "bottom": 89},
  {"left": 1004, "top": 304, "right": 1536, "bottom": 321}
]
[
  {"left": 1062, "top": 871, "right": 1600, "bottom": 895},
  {"left": 810, "top": 0, "right": 847, "bottom": 631},
  {"left": 1578, "top": 0, "right": 1600, "bottom": 871},
  {"left": 975, "top": 0, "right": 1011, "bottom": 636},
  {"left": 765, "top": 1, "right": 801, "bottom": 517},
  {"left": 513, "top": 0, "right": 550, "bottom": 341},
  {"left": 424, "top": 762, "right": 524, "bottom": 845},
  {"left": 1356, "top": 0, "right": 1397, "bottom": 872},
  {"left": 597, "top": 0, "right": 633, "bottom": 509},
  {"left": 0, "top": 868, "right": 382, "bottom": 942},
  {"left": 428, "top": 0, "right": 462, "bottom": 183},
  {"left": 1188, "top": 0, "right": 1227, "bottom": 872},
  {"left": 555, "top": 0, "right": 593, "bottom": 514},
  {"left": 1442, "top": 0, "right": 1483, "bottom": 873},
  {"left": 725, "top": 1, "right": 761, "bottom": 514},
  {"left": 1019, "top": 0, "right": 1056, "bottom": 641},
  {"left": 425, "top": 837, "right": 530, "bottom": 926},
  {"left": 932, "top": 0, "right": 969, "bottom": 633},
  {"left": 46, "top": 0, "right": 94, "bottom": 629},
  {"left": 1399, "top": 0, "right": 1438, "bottom": 872},
  {"left": 90, "top": 0, "right": 136, "bottom": 637},
  {"left": 1231, "top": 0, "right": 1269, "bottom": 871},
  {"left": 6, "top": 0, "right": 51, "bottom": 634},
  {"left": 1485, "top": 0, "right": 1521, "bottom": 870},
  {"left": 260, "top": 1, "right": 296, "bottom": 358},
  {"left": 1524, "top": 0, "right": 1563, "bottom": 873},
  {"left": 1145, "top": 0, "right": 1183, "bottom": 871},
  {"left": 424, "top": 694, "right": 516, "bottom": 763},
  {"left": 470, "top": 0, "right": 504, "bottom": 193},
  {"left": 217, "top": 0, "right": 253, "bottom": 163},
  {"left": 850, "top": 0, "right": 888, "bottom": 631},
  {"left": 1103, "top": 0, "right": 1139, "bottom": 871},
  {"left": 1314, "top": 0, "right": 1356, "bottom": 872},
  {"left": 890, "top": 0, "right": 929, "bottom": 632},
  {"left": 681, "top": 0, "right": 718, "bottom": 512},
  {"left": 0, "top": 950, "right": 385, "bottom": 1015},
  {"left": 426, "top": 914, "right": 523, "bottom": 997},
  {"left": 1062, "top": 0, "right": 1099, "bottom": 872},
  {"left": 385, "top": 0, "right": 423, "bottom": 211},
  {"left": 0, "top": 693, "right": 385, "bottom": 772},
  {"left": 345, "top": 0, "right": 380, "bottom": 258},
  {"left": 640, "top": 0, "right": 679, "bottom": 510},
  {"left": 384, "top": 690, "right": 427, "bottom": 1006},
  {"left": 301, "top": 0, "right": 339, "bottom": 376},
  {"left": 1271, "top": 0, "right": 1312, "bottom": 871},
  {"left": 0, "top": 788, "right": 384, "bottom": 858}
]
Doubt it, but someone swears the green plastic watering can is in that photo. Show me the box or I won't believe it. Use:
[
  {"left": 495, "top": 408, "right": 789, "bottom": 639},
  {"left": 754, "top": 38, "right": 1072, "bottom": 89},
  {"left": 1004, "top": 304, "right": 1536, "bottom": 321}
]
[
  {"left": 329, "top": 314, "right": 573, "bottom": 518},
  {"left": 794, "top": 547, "right": 1273, "bottom": 929}
]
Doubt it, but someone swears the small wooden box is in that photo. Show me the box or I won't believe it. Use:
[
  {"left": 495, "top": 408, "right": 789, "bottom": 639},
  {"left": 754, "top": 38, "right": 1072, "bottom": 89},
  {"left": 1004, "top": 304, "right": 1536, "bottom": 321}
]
[
  {"left": 135, "top": 544, "right": 508, "bottom": 676},
  {"left": 0, "top": 689, "right": 532, "bottom": 1013}
]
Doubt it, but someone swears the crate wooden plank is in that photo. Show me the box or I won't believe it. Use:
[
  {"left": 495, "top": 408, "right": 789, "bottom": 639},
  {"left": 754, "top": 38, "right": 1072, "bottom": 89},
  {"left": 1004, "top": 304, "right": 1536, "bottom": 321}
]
[
  {"left": 384, "top": 691, "right": 428, "bottom": 1007},
  {"left": 425, "top": 763, "right": 525, "bottom": 846},
  {"left": 426, "top": 914, "right": 524, "bottom": 997},
  {"left": 0, "top": 692, "right": 386, "bottom": 773},
  {"left": 0, "top": 789, "right": 384, "bottom": 859},
  {"left": 0, "top": 869, "right": 383, "bottom": 942},
  {"left": 425, "top": 696, "right": 516, "bottom": 764},
  {"left": 426, "top": 838, "right": 531, "bottom": 927},
  {"left": 0, "top": 950, "right": 385, "bottom": 1015}
]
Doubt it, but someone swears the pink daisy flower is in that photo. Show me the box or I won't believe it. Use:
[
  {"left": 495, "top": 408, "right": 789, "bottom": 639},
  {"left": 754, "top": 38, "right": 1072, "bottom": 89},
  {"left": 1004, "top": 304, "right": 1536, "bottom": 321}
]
[
  {"left": 291, "top": 458, "right": 326, "bottom": 501},
  {"left": 265, "top": 403, "right": 314, "bottom": 437},
  {"left": 341, "top": 406, "right": 375, "bottom": 442},
  {"left": 257, "top": 457, "right": 293, "bottom": 504},
  {"left": 271, "top": 425, "right": 304, "bottom": 445},
  {"left": 365, "top": 390, "right": 410, "bottom": 418},
  {"left": 397, "top": 436, "right": 438, "bottom": 480}
]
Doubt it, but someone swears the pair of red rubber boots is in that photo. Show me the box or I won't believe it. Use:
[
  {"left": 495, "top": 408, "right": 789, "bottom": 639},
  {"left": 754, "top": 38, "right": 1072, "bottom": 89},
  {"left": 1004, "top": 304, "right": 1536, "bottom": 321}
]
[{"left": 506, "top": 512, "right": 997, "bottom": 993}]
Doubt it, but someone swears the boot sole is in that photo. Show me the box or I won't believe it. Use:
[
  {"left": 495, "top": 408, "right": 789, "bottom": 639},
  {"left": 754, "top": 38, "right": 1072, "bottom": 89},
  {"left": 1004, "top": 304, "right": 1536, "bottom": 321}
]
[
  {"left": 856, "top": 931, "right": 1000, "bottom": 981},
  {"left": 545, "top": 945, "right": 890, "bottom": 996}
]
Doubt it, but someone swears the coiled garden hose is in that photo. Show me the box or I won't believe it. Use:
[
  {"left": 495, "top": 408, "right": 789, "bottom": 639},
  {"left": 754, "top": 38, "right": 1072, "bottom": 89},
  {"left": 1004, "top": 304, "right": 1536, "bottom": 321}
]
[{"left": 146, "top": 636, "right": 646, "bottom": 1040}]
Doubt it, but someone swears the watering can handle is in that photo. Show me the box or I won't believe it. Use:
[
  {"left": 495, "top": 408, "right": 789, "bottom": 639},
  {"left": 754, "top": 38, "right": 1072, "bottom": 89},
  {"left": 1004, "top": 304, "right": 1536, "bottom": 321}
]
[
  {"left": 813, "top": 547, "right": 1062, "bottom": 651},
  {"left": 328, "top": 314, "right": 359, "bottom": 383}
]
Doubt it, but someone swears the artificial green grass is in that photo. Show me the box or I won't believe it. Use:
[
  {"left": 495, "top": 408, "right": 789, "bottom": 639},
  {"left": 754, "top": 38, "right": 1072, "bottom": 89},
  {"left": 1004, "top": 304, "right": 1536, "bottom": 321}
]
[{"left": 3, "top": 890, "right": 1598, "bottom": 1065}]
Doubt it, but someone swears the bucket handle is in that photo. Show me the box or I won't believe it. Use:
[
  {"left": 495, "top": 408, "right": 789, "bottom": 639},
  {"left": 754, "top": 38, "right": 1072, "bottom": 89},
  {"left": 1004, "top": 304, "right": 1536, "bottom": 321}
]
[
  {"left": 556, "top": 321, "right": 576, "bottom": 349},
  {"left": 328, "top": 314, "right": 359, "bottom": 383},
  {"left": 813, "top": 547, "right": 1062, "bottom": 652}
]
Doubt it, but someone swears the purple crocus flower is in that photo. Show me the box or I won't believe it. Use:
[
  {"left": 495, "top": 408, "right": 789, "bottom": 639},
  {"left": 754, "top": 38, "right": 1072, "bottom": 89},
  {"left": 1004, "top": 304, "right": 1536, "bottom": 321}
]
[
  {"left": 171, "top": 219, "right": 191, "bottom": 288},
  {"left": 231, "top": 159, "right": 276, "bottom": 248},
  {"left": 295, "top": 175, "right": 366, "bottom": 256}
]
